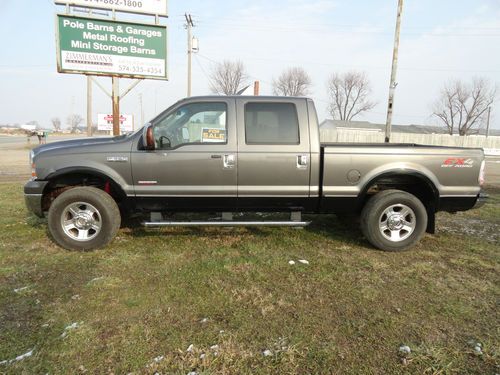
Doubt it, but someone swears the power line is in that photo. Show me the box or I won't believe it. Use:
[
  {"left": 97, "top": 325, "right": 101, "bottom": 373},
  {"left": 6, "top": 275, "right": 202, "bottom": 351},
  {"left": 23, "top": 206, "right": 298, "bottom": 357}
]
[
  {"left": 197, "top": 16, "right": 500, "bottom": 32},
  {"left": 196, "top": 21, "right": 500, "bottom": 37},
  {"left": 197, "top": 53, "right": 500, "bottom": 74}
]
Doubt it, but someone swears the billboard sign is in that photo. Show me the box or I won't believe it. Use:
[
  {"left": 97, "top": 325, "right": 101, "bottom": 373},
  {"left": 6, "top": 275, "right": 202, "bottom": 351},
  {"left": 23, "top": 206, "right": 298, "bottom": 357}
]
[
  {"left": 54, "top": 0, "right": 168, "bottom": 16},
  {"left": 56, "top": 15, "right": 167, "bottom": 79},
  {"left": 98, "top": 113, "right": 134, "bottom": 132}
]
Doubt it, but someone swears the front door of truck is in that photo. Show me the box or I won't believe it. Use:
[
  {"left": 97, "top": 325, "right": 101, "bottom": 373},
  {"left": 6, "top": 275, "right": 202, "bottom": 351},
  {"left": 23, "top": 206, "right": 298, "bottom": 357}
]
[
  {"left": 235, "top": 99, "right": 311, "bottom": 209},
  {"left": 131, "top": 98, "right": 237, "bottom": 206}
]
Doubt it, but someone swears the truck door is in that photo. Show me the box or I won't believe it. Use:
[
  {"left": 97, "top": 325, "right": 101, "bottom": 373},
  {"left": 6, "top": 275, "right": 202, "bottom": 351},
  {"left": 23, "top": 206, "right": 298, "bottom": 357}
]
[
  {"left": 131, "top": 98, "right": 237, "bottom": 207},
  {"left": 235, "top": 98, "right": 311, "bottom": 209}
]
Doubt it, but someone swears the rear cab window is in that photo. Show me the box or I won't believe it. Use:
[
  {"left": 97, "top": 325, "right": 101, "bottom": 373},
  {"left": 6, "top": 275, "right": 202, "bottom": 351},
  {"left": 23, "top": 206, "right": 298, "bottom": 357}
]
[{"left": 244, "top": 102, "right": 300, "bottom": 145}]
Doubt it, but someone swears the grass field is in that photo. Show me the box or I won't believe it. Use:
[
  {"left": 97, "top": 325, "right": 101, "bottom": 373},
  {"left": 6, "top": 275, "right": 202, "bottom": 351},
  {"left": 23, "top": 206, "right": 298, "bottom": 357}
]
[{"left": 0, "top": 183, "right": 498, "bottom": 374}]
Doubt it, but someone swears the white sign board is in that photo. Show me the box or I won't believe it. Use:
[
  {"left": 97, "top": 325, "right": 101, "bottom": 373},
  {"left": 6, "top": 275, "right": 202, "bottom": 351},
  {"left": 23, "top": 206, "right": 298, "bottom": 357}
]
[
  {"left": 21, "top": 124, "right": 37, "bottom": 131},
  {"left": 55, "top": 0, "right": 168, "bottom": 16},
  {"left": 98, "top": 113, "right": 134, "bottom": 132}
]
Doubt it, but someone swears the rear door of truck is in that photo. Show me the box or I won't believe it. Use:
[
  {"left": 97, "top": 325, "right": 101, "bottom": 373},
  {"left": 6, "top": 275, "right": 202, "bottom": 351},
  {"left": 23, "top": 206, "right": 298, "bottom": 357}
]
[{"left": 235, "top": 98, "right": 311, "bottom": 209}]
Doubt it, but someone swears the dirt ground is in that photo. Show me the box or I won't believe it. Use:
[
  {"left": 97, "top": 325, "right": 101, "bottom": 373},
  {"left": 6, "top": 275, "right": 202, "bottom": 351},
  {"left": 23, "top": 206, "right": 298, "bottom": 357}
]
[
  {"left": 0, "top": 139, "right": 30, "bottom": 182},
  {"left": 0, "top": 135, "right": 85, "bottom": 182}
]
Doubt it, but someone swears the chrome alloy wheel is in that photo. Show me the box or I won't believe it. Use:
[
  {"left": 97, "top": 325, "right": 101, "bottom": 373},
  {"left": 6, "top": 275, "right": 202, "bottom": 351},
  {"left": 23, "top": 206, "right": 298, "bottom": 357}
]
[
  {"left": 61, "top": 202, "right": 102, "bottom": 242},
  {"left": 378, "top": 204, "right": 416, "bottom": 242}
]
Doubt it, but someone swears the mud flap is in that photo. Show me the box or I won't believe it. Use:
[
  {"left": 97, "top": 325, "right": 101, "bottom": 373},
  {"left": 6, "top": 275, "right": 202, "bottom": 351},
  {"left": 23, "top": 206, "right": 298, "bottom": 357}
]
[{"left": 426, "top": 208, "right": 435, "bottom": 234}]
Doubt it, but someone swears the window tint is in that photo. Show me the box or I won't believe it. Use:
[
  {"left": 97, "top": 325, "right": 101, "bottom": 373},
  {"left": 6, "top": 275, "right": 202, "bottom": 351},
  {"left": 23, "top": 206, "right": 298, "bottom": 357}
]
[
  {"left": 244, "top": 102, "right": 300, "bottom": 144},
  {"left": 153, "top": 102, "right": 227, "bottom": 149}
]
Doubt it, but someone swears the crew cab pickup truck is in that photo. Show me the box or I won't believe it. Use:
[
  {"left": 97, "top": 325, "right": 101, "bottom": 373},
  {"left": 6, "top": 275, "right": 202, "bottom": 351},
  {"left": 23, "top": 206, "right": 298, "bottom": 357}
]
[{"left": 24, "top": 96, "right": 487, "bottom": 251}]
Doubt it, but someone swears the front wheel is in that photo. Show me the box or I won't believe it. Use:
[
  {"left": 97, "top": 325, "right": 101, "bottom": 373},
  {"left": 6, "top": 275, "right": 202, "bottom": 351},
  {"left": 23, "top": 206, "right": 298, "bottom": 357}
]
[
  {"left": 361, "top": 190, "right": 427, "bottom": 252},
  {"left": 48, "top": 187, "right": 121, "bottom": 251}
]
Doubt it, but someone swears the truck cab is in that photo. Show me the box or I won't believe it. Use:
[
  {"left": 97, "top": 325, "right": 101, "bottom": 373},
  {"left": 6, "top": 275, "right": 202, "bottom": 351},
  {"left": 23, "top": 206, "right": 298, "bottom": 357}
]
[{"left": 132, "top": 96, "right": 320, "bottom": 212}]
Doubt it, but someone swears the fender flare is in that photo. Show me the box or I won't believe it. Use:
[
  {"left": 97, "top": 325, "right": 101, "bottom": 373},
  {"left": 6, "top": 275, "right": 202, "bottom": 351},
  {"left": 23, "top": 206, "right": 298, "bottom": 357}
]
[
  {"left": 359, "top": 169, "right": 439, "bottom": 204},
  {"left": 44, "top": 166, "right": 127, "bottom": 200}
]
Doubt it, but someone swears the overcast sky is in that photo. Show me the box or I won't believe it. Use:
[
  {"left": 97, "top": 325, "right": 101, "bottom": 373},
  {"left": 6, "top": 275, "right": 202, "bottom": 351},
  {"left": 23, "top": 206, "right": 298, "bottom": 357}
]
[{"left": 1, "top": 0, "right": 499, "bottom": 130}]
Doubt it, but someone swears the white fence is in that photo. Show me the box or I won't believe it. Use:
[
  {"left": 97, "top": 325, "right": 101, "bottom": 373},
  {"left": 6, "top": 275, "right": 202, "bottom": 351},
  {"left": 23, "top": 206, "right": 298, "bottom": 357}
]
[{"left": 320, "top": 129, "right": 500, "bottom": 152}]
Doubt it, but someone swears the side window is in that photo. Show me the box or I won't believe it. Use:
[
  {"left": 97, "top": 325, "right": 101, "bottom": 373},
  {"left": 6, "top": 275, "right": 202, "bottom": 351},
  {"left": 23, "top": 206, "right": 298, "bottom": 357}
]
[
  {"left": 245, "top": 102, "right": 300, "bottom": 145},
  {"left": 153, "top": 102, "right": 227, "bottom": 149}
]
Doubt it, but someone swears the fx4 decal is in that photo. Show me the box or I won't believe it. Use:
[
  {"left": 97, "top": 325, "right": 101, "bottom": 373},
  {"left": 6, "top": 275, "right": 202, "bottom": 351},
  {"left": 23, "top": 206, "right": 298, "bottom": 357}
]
[{"left": 441, "top": 158, "right": 474, "bottom": 168}]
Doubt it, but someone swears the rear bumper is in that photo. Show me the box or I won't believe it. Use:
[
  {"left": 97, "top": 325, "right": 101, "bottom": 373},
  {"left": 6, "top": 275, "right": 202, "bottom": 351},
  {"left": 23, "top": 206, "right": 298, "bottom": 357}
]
[
  {"left": 24, "top": 180, "right": 48, "bottom": 218},
  {"left": 438, "top": 190, "right": 487, "bottom": 212}
]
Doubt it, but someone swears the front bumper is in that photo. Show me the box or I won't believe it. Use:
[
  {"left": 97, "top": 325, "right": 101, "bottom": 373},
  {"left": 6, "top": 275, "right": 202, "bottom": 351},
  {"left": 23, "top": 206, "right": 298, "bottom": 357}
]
[
  {"left": 24, "top": 180, "right": 48, "bottom": 218},
  {"left": 473, "top": 191, "right": 488, "bottom": 209}
]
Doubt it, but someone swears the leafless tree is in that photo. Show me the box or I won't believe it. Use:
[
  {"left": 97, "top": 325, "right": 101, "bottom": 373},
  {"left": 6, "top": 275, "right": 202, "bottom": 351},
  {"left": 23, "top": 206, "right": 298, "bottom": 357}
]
[
  {"left": 209, "top": 60, "right": 249, "bottom": 95},
  {"left": 273, "top": 67, "right": 312, "bottom": 96},
  {"left": 51, "top": 117, "right": 62, "bottom": 132},
  {"left": 432, "top": 78, "right": 496, "bottom": 135},
  {"left": 327, "top": 71, "right": 376, "bottom": 121},
  {"left": 67, "top": 114, "right": 83, "bottom": 133}
]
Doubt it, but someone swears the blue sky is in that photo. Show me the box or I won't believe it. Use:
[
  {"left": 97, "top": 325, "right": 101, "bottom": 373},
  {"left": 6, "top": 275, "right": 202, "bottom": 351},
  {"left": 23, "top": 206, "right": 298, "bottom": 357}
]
[{"left": 1, "top": 0, "right": 499, "bottom": 129}]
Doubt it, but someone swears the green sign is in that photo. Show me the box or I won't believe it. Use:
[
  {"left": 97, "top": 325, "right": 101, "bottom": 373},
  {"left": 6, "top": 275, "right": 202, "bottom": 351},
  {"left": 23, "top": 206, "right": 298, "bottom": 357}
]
[{"left": 56, "top": 14, "right": 167, "bottom": 79}]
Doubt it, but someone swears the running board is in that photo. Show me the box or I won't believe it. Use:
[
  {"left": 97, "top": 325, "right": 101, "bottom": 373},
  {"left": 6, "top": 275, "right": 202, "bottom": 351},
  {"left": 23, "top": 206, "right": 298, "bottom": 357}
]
[{"left": 142, "top": 220, "right": 311, "bottom": 228}]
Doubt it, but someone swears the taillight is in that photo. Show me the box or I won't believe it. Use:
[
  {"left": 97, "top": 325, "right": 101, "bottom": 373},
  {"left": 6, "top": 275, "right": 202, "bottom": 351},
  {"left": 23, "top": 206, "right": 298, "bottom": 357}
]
[{"left": 478, "top": 160, "right": 486, "bottom": 186}]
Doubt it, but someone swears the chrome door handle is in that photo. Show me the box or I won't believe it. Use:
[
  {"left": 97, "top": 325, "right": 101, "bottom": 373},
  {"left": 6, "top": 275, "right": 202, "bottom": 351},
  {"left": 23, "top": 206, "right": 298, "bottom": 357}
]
[
  {"left": 223, "top": 154, "right": 235, "bottom": 169},
  {"left": 297, "top": 155, "right": 308, "bottom": 169}
]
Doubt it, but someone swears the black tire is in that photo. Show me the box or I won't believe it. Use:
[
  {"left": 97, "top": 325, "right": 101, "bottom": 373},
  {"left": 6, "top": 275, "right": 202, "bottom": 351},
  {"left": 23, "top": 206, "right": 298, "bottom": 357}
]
[
  {"left": 48, "top": 187, "right": 121, "bottom": 251},
  {"left": 360, "top": 189, "right": 427, "bottom": 252}
]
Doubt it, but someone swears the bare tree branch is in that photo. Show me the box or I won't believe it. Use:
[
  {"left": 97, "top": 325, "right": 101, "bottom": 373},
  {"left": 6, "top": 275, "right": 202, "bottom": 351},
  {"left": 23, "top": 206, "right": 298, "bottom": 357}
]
[
  {"left": 209, "top": 60, "right": 249, "bottom": 95},
  {"left": 272, "top": 67, "right": 312, "bottom": 96},
  {"left": 327, "top": 71, "right": 376, "bottom": 121},
  {"left": 66, "top": 114, "right": 83, "bottom": 133},
  {"left": 432, "top": 78, "right": 496, "bottom": 136},
  {"left": 51, "top": 117, "right": 61, "bottom": 132}
]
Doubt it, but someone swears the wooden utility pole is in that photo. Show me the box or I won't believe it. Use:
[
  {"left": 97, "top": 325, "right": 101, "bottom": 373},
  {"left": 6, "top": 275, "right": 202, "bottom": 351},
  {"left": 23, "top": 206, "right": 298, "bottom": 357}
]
[
  {"left": 112, "top": 77, "right": 120, "bottom": 135},
  {"left": 185, "top": 13, "right": 194, "bottom": 97},
  {"left": 86, "top": 76, "right": 93, "bottom": 137},
  {"left": 384, "top": 0, "right": 404, "bottom": 143}
]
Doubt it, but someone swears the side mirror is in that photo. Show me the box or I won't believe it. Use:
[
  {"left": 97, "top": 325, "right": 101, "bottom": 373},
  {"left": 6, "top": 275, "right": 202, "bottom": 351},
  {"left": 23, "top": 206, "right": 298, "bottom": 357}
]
[{"left": 142, "top": 124, "right": 155, "bottom": 150}]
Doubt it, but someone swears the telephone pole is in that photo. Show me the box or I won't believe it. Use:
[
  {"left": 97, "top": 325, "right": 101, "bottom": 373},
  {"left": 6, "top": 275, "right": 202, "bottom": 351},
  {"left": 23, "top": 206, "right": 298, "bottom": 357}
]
[
  {"left": 185, "top": 13, "right": 194, "bottom": 97},
  {"left": 384, "top": 0, "right": 404, "bottom": 143},
  {"left": 486, "top": 106, "right": 491, "bottom": 137},
  {"left": 112, "top": 77, "right": 120, "bottom": 136},
  {"left": 86, "top": 76, "right": 93, "bottom": 137}
]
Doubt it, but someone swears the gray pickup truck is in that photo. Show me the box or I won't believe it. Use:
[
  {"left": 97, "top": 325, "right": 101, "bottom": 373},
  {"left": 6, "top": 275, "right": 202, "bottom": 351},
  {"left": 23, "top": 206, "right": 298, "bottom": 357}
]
[{"left": 24, "top": 96, "right": 487, "bottom": 251}]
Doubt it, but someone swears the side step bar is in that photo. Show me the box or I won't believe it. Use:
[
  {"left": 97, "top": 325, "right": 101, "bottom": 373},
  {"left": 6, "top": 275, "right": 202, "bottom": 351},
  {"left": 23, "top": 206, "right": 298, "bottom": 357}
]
[{"left": 143, "top": 220, "right": 310, "bottom": 228}]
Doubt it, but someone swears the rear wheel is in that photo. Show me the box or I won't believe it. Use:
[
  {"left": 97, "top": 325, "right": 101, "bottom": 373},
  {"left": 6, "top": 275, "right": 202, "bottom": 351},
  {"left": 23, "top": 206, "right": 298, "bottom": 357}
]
[
  {"left": 361, "top": 189, "right": 427, "bottom": 252},
  {"left": 48, "top": 187, "right": 121, "bottom": 251}
]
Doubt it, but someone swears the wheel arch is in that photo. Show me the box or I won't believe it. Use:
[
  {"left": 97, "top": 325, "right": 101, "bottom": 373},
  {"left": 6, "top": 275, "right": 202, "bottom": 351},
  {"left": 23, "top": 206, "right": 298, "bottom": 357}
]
[
  {"left": 359, "top": 170, "right": 439, "bottom": 234},
  {"left": 360, "top": 170, "right": 439, "bottom": 205},
  {"left": 41, "top": 167, "right": 127, "bottom": 210}
]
